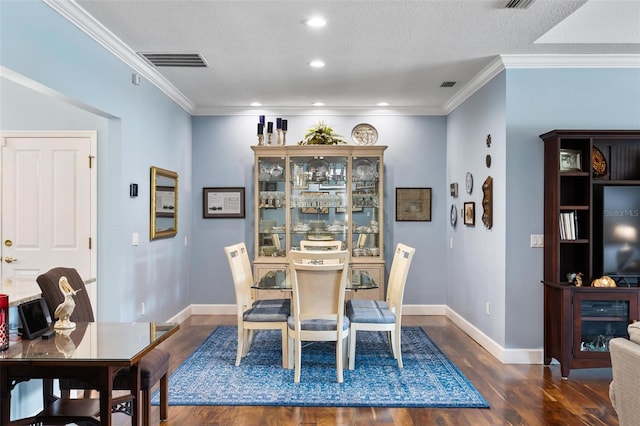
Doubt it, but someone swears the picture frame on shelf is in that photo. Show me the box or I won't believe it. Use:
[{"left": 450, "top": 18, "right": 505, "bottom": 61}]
[
  {"left": 463, "top": 202, "right": 475, "bottom": 226},
  {"left": 395, "top": 187, "right": 431, "bottom": 222},
  {"left": 559, "top": 149, "right": 582, "bottom": 172},
  {"left": 203, "top": 187, "right": 245, "bottom": 218}
]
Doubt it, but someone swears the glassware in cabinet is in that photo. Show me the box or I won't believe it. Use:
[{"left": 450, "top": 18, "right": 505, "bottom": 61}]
[
  {"left": 351, "top": 156, "right": 381, "bottom": 258},
  {"left": 289, "top": 155, "right": 349, "bottom": 250},
  {"left": 257, "top": 156, "right": 287, "bottom": 257}
]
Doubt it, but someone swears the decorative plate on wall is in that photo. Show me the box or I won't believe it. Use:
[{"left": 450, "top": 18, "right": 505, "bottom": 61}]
[
  {"left": 351, "top": 123, "right": 378, "bottom": 145},
  {"left": 450, "top": 204, "right": 458, "bottom": 228},
  {"left": 465, "top": 172, "right": 473, "bottom": 194}
]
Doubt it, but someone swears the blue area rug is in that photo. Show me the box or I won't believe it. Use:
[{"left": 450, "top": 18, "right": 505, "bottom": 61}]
[{"left": 152, "top": 326, "right": 489, "bottom": 408}]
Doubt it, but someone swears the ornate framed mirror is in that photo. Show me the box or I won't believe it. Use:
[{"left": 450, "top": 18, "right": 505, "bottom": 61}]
[{"left": 150, "top": 166, "right": 178, "bottom": 240}]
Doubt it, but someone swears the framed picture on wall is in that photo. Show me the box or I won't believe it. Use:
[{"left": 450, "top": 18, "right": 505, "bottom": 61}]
[
  {"left": 395, "top": 187, "right": 431, "bottom": 222},
  {"left": 203, "top": 187, "right": 245, "bottom": 218},
  {"left": 463, "top": 201, "right": 475, "bottom": 226}
]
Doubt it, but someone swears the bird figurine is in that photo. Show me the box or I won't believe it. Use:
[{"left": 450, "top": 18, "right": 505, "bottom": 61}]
[{"left": 53, "top": 276, "right": 82, "bottom": 330}]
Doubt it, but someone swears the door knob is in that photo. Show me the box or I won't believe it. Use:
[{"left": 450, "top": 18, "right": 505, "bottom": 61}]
[{"left": 4, "top": 256, "right": 17, "bottom": 263}]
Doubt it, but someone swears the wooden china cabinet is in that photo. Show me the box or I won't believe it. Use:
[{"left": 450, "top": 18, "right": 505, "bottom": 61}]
[
  {"left": 251, "top": 144, "right": 387, "bottom": 300},
  {"left": 540, "top": 130, "right": 640, "bottom": 378}
]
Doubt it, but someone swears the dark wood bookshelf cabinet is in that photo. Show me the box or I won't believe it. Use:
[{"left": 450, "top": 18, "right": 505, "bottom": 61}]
[{"left": 540, "top": 130, "right": 640, "bottom": 378}]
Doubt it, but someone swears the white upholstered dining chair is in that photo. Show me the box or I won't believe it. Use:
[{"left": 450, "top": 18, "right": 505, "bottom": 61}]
[
  {"left": 287, "top": 249, "right": 350, "bottom": 383},
  {"left": 299, "top": 240, "right": 342, "bottom": 251},
  {"left": 346, "top": 243, "right": 415, "bottom": 369},
  {"left": 224, "top": 242, "right": 290, "bottom": 367}
]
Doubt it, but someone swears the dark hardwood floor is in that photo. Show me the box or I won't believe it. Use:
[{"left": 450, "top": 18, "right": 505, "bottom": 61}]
[{"left": 140, "top": 315, "right": 618, "bottom": 426}]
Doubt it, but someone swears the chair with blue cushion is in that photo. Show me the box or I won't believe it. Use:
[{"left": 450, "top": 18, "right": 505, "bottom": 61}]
[
  {"left": 347, "top": 243, "right": 415, "bottom": 369},
  {"left": 224, "top": 242, "right": 290, "bottom": 367},
  {"left": 287, "top": 249, "right": 350, "bottom": 383}
]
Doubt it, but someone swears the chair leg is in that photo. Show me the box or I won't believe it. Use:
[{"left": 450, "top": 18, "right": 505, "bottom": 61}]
[
  {"left": 395, "top": 325, "right": 403, "bottom": 368},
  {"left": 280, "top": 327, "right": 288, "bottom": 369},
  {"left": 348, "top": 328, "right": 357, "bottom": 370},
  {"left": 294, "top": 338, "right": 302, "bottom": 383},
  {"left": 287, "top": 335, "right": 294, "bottom": 369},
  {"left": 245, "top": 329, "right": 255, "bottom": 355},
  {"left": 141, "top": 389, "right": 150, "bottom": 426},
  {"left": 236, "top": 326, "right": 244, "bottom": 366},
  {"left": 160, "top": 373, "right": 169, "bottom": 422},
  {"left": 336, "top": 335, "right": 344, "bottom": 383}
]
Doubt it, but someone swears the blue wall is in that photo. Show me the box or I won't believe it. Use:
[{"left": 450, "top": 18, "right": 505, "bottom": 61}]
[
  {"left": 190, "top": 115, "right": 448, "bottom": 306},
  {"left": 2, "top": 1, "right": 640, "bottom": 355},
  {"left": 1, "top": 1, "right": 193, "bottom": 323}
]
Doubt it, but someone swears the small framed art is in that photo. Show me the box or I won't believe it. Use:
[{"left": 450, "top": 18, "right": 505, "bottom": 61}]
[
  {"left": 396, "top": 187, "right": 431, "bottom": 222},
  {"left": 203, "top": 187, "right": 245, "bottom": 218},
  {"left": 450, "top": 183, "right": 458, "bottom": 197},
  {"left": 559, "top": 149, "right": 581, "bottom": 172},
  {"left": 463, "top": 202, "right": 475, "bottom": 226}
]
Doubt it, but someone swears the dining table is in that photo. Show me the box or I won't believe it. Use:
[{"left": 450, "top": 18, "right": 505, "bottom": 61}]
[
  {"left": 253, "top": 269, "right": 378, "bottom": 292},
  {"left": 0, "top": 321, "right": 179, "bottom": 426}
]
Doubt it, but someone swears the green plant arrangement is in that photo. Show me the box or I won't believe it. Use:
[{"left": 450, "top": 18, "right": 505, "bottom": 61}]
[{"left": 298, "top": 121, "right": 346, "bottom": 145}]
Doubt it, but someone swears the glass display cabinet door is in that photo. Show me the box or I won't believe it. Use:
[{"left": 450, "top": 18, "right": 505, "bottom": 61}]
[
  {"left": 257, "top": 156, "right": 287, "bottom": 257},
  {"left": 574, "top": 292, "right": 637, "bottom": 358},
  {"left": 351, "top": 155, "right": 381, "bottom": 258},
  {"left": 290, "top": 155, "right": 348, "bottom": 250}
]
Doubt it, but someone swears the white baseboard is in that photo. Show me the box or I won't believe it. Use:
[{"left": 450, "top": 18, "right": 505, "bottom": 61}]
[{"left": 177, "top": 303, "right": 544, "bottom": 364}]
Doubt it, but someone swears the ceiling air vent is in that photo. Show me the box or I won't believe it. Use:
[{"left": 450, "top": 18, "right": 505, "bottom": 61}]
[
  {"left": 440, "top": 81, "right": 457, "bottom": 88},
  {"left": 139, "top": 53, "right": 208, "bottom": 67},
  {"left": 505, "top": 0, "right": 535, "bottom": 9}
]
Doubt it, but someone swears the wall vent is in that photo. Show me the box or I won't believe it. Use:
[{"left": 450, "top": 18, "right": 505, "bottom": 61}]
[
  {"left": 139, "top": 53, "right": 208, "bottom": 67},
  {"left": 505, "top": 0, "right": 535, "bottom": 9},
  {"left": 440, "top": 81, "right": 457, "bottom": 88}
]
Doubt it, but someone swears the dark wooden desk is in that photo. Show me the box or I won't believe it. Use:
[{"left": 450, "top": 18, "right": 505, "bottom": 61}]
[{"left": 0, "top": 322, "right": 179, "bottom": 425}]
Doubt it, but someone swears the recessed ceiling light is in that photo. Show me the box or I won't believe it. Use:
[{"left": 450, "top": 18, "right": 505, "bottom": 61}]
[
  {"left": 250, "top": 102, "right": 262, "bottom": 107},
  {"left": 309, "top": 60, "right": 325, "bottom": 68},
  {"left": 312, "top": 102, "right": 325, "bottom": 107},
  {"left": 306, "top": 17, "right": 327, "bottom": 28},
  {"left": 377, "top": 102, "right": 390, "bottom": 107}
]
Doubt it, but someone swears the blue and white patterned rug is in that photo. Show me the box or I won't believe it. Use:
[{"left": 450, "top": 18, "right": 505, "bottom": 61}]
[{"left": 152, "top": 326, "right": 489, "bottom": 408}]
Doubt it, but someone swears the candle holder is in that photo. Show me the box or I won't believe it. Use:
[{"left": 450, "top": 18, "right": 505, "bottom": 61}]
[
  {"left": 276, "top": 129, "right": 282, "bottom": 145},
  {"left": 257, "top": 134, "right": 264, "bottom": 146},
  {"left": 267, "top": 132, "right": 273, "bottom": 145},
  {"left": 282, "top": 130, "right": 287, "bottom": 145}
]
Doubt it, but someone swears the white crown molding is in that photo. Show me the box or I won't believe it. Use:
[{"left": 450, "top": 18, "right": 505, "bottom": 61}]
[
  {"left": 192, "top": 106, "right": 446, "bottom": 116},
  {"left": 44, "top": 0, "right": 195, "bottom": 114},
  {"left": 42, "top": 1, "right": 640, "bottom": 118},
  {"left": 442, "top": 56, "right": 505, "bottom": 115},
  {"left": 443, "top": 53, "right": 640, "bottom": 115},
  {"left": 501, "top": 53, "right": 640, "bottom": 69}
]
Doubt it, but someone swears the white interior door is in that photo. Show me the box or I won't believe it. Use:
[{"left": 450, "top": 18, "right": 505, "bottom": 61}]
[{"left": 1, "top": 132, "right": 95, "bottom": 302}]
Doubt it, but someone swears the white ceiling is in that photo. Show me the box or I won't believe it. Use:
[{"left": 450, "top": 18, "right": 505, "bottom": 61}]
[{"left": 51, "top": 0, "right": 640, "bottom": 115}]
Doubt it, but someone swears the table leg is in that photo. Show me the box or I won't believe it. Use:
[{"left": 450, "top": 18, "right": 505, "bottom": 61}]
[
  {"left": 98, "top": 367, "right": 114, "bottom": 426},
  {"left": 0, "top": 365, "right": 9, "bottom": 426},
  {"left": 130, "top": 362, "right": 140, "bottom": 426}
]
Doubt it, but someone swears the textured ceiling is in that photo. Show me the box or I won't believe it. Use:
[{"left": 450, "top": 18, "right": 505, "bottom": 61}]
[{"left": 62, "top": 0, "right": 640, "bottom": 114}]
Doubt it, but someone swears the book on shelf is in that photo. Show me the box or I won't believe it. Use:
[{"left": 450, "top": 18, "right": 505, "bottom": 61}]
[{"left": 559, "top": 211, "right": 579, "bottom": 240}]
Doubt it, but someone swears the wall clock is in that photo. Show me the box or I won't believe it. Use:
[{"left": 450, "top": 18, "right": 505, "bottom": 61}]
[
  {"left": 450, "top": 204, "right": 457, "bottom": 227},
  {"left": 465, "top": 172, "right": 473, "bottom": 194}
]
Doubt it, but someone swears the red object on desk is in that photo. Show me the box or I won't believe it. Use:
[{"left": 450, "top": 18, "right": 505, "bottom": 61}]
[{"left": 0, "top": 294, "right": 8, "bottom": 351}]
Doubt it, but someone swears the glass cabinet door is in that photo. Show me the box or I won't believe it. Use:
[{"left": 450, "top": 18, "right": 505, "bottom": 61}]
[
  {"left": 257, "top": 156, "right": 287, "bottom": 258},
  {"left": 351, "top": 155, "right": 381, "bottom": 258},
  {"left": 574, "top": 292, "right": 637, "bottom": 357},
  {"left": 289, "top": 155, "right": 348, "bottom": 250}
]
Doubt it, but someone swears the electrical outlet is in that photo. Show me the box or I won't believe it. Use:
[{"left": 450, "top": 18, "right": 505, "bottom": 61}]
[
  {"left": 486, "top": 302, "right": 491, "bottom": 316},
  {"left": 141, "top": 302, "right": 145, "bottom": 316}
]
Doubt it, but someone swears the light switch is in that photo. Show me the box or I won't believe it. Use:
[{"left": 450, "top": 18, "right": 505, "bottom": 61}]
[
  {"left": 132, "top": 232, "right": 139, "bottom": 246},
  {"left": 530, "top": 234, "right": 544, "bottom": 248}
]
